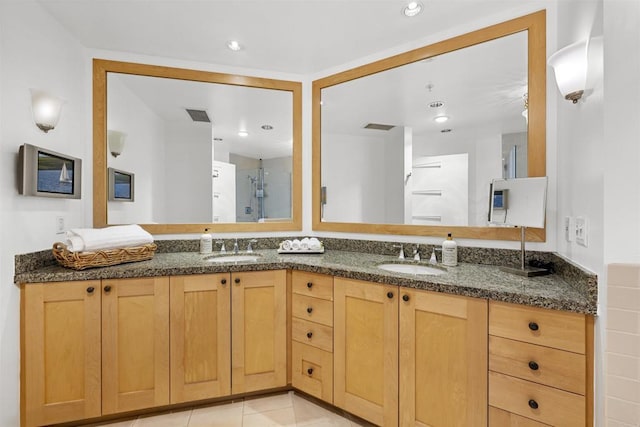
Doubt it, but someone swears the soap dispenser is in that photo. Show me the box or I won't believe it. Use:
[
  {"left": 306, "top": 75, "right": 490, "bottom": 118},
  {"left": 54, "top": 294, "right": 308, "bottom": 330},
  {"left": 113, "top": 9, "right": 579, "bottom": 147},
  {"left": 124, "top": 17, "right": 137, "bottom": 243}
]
[
  {"left": 200, "top": 228, "right": 213, "bottom": 254},
  {"left": 442, "top": 233, "right": 458, "bottom": 266}
]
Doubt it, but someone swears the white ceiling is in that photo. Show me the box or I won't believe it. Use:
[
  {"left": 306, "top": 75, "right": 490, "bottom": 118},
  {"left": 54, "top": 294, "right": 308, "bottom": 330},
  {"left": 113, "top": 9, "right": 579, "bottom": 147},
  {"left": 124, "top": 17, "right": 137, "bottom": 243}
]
[{"left": 39, "top": 0, "right": 547, "bottom": 74}]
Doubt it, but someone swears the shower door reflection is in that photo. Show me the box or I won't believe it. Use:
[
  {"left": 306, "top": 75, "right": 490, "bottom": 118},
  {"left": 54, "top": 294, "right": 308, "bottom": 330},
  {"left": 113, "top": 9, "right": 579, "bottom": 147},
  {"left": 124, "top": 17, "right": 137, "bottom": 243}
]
[{"left": 236, "top": 161, "right": 292, "bottom": 222}]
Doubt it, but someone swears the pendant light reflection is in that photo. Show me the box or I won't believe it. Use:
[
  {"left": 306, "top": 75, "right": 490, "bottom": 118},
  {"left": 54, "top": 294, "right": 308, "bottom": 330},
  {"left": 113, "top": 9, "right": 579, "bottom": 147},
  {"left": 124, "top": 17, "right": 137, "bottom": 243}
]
[
  {"left": 522, "top": 93, "right": 528, "bottom": 123},
  {"left": 548, "top": 39, "right": 588, "bottom": 104},
  {"left": 30, "top": 89, "right": 64, "bottom": 133}
]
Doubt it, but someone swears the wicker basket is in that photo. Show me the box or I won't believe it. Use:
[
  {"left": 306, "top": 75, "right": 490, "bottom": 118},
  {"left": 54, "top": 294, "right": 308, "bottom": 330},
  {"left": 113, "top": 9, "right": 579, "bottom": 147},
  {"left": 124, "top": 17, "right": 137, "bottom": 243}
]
[{"left": 52, "top": 242, "right": 157, "bottom": 270}]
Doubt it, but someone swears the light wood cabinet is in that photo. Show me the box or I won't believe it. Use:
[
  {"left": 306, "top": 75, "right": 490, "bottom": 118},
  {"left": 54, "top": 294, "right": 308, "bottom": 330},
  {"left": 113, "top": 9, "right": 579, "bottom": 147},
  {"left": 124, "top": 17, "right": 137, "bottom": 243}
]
[
  {"left": 334, "top": 278, "right": 399, "bottom": 427},
  {"left": 399, "top": 288, "right": 488, "bottom": 427},
  {"left": 231, "top": 270, "right": 287, "bottom": 393},
  {"left": 21, "top": 281, "right": 102, "bottom": 427},
  {"left": 170, "top": 274, "right": 231, "bottom": 403},
  {"left": 101, "top": 277, "right": 170, "bottom": 414},
  {"left": 488, "top": 301, "right": 592, "bottom": 427},
  {"left": 291, "top": 271, "right": 334, "bottom": 403}
]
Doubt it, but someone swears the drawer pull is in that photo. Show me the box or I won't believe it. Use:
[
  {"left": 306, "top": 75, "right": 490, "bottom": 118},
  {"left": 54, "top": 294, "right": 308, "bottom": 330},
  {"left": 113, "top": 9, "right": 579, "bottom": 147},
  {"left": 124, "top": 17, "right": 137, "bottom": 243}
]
[
  {"left": 306, "top": 331, "right": 313, "bottom": 339},
  {"left": 221, "top": 278, "right": 227, "bottom": 285},
  {"left": 528, "top": 399, "right": 539, "bottom": 410},
  {"left": 402, "top": 294, "right": 410, "bottom": 302},
  {"left": 307, "top": 368, "right": 314, "bottom": 376},
  {"left": 528, "top": 322, "right": 539, "bottom": 331},
  {"left": 528, "top": 361, "right": 539, "bottom": 371},
  {"left": 86, "top": 286, "right": 95, "bottom": 294},
  {"left": 306, "top": 306, "right": 313, "bottom": 314},
  {"left": 234, "top": 277, "right": 241, "bottom": 284},
  {"left": 307, "top": 282, "right": 313, "bottom": 288},
  {"left": 104, "top": 285, "right": 112, "bottom": 293},
  {"left": 387, "top": 291, "right": 394, "bottom": 299}
]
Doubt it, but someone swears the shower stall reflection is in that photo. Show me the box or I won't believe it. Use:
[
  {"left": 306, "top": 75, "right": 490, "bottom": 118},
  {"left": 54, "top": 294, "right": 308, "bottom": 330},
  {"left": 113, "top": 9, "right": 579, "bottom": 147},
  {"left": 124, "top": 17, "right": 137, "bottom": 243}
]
[{"left": 236, "top": 160, "right": 292, "bottom": 222}]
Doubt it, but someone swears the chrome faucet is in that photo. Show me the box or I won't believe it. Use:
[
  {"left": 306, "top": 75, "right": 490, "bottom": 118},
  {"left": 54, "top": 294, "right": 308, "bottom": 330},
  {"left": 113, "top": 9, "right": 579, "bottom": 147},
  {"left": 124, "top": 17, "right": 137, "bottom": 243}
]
[
  {"left": 216, "top": 240, "right": 226, "bottom": 253},
  {"left": 233, "top": 238, "right": 239, "bottom": 254},
  {"left": 393, "top": 244, "right": 405, "bottom": 259},
  {"left": 413, "top": 244, "right": 421, "bottom": 261},
  {"left": 247, "top": 239, "right": 258, "bottom": 253}
]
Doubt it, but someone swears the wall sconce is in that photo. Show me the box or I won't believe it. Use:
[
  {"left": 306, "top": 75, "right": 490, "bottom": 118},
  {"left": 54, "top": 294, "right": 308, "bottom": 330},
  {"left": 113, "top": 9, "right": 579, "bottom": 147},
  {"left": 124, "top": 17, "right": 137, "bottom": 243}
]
[
  {"left": 548, "top": 39, "right": 588, "bottom": 104},
  {"left": 30, "top": 89, "right": 64, "bottom": 133},
  {"left": 108, "top": 130, "right": 127, "bottom": 157}
]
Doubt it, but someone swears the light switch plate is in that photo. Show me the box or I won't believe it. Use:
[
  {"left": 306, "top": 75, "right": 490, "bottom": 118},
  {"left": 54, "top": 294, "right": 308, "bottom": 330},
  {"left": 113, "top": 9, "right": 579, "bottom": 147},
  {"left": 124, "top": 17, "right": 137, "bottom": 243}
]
[
  {"left": 55, "top": 216, "right": 65, "bottom": 234},
  {"left": 576, "top": 216, "right": 588, "bottom": 247},
  {"left": 564, "top": 216, "right": 575, "bottom": 242}
]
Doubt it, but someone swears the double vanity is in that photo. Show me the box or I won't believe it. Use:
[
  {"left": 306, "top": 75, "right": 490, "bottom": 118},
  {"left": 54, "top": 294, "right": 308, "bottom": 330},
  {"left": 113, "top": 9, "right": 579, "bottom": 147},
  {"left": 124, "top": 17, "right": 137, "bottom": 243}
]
[{"left": 15, "top": 238, "right": 596, "bottom": 427}]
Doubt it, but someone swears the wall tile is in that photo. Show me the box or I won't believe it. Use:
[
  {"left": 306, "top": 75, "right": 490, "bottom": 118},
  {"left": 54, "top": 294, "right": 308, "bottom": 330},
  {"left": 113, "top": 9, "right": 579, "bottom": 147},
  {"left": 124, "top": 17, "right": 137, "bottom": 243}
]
[
  {"left": 606, "top": 397, "right": 640, "bottom": 425},
  {"left": 607, "top": 353, "right": 640, "bottom": 381},
  {"left": 608, "top": 375, "right": 640, "bottom": 403},
  {"left": 608, "top": 264, "right": 640, "bottom": 288},
  {"left": 608, "top": 309, "right": 640, "bottom": 334}
]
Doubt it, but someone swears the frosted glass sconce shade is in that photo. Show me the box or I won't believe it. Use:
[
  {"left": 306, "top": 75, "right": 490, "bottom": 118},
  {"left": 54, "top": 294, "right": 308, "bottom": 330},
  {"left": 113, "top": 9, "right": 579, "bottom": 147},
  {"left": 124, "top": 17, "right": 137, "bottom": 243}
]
[
  {"left": 548, "top": 40, "right": 588, "bottom": 104},
  {"left": 108, "top": 130, "right": 127, "bottom": 157},
  {"left": 30, "top": 89, "right": 64, "bottom": 133}
]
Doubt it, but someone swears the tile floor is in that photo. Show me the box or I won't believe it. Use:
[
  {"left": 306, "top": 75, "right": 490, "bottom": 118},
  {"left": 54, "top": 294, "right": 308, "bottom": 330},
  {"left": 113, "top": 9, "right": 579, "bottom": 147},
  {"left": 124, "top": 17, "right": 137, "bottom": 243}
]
[{"left": 89, "top": 392, "right": 367, "bottom": 427}]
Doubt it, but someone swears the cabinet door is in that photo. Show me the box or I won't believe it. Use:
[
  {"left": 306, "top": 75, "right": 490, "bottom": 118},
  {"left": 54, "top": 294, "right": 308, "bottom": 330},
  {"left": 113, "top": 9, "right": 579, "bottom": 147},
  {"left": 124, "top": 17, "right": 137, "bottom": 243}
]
[
  {"left": 170, "top": 274, "right": 231, "bottom": 403},
  {"left": 334, "top": 278, "right": 398, "bottom": 427},
  {"left": 102, "top": 277, "right": 170, "bottom": 414},
  {"left": 231, "top": 270, "right": 287, "bottom": 393},
  {"left": 22, "top": 281, "right": 101, "bottom": 427},
  {"left": 399, "top": 289, "right": 488, "bottom": 427}
]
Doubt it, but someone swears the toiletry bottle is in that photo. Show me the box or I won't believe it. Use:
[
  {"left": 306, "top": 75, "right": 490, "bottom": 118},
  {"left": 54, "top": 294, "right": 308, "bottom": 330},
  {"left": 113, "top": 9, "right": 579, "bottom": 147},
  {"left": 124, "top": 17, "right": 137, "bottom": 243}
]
[
  {"left": 200, "top": 228, "right": 213, "bottom": 254},
  {"left": 442, "top": 233, "right": 458, "bottom": 266}
]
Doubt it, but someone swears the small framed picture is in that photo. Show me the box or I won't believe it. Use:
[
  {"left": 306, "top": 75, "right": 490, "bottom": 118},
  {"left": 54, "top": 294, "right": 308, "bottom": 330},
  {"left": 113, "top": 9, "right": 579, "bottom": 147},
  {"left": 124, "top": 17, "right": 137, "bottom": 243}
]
[{"left": 108, "top": 167, "right": 135, "bottom": 202}]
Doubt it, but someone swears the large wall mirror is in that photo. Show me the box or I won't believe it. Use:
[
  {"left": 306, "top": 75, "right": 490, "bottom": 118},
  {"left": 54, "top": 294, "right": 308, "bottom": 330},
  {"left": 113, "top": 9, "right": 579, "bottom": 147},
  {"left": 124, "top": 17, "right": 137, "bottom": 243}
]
[
  {"left": 94, "top": 59, "right": 302, "bottom": 234},
  {"left": 312, "top": 11, "right": 546, "bottom": 241}
]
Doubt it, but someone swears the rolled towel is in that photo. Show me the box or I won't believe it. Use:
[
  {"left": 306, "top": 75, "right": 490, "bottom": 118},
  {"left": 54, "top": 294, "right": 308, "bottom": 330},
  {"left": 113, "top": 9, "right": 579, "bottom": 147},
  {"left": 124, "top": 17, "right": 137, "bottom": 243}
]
[
  {"left": 65, "top": 224, "right": 153, "bottom": 252},
  {"left": 291, "top": 239, "right": 301, "bottom": 250},
  {"left": 281, "top": 240, "right": 292, "bottom": 251},
  {"left": 309, "top": 237, "right": 322, "bottom": 251},
  {"left": 300, "top": 237, "right": 310, "bottom": 250}
]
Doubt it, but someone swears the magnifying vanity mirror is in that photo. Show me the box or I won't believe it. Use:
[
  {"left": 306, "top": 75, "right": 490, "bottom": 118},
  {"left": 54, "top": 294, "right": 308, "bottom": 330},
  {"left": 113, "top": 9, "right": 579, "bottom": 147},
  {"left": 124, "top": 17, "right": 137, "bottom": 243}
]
[
  {"left": 312, "top": 11, "right": 546, "bottom": 241},
  {"left": 93, "top": 59, "right": 302, "bottom": 234}
]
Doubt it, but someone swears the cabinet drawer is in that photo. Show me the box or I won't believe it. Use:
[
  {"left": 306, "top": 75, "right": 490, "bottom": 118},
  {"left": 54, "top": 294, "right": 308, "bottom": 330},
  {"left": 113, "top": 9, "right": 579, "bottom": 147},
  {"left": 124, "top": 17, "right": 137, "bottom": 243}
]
[
  {"left": 489, "top": 301, "right": 585, "bottom": 353},
  {"left": 489, "top": 372, "right": 585, "bottom": 427},
  {"left": 489, "top": 336, "right": 585, "bottom": 395},
  {"left": 292, "top": 272, "right": 333, "bottom": 301},
  {"left": 291, "top": 341, "right": 333, "bottom": 403},
  {"left": 292, "top": 317, "right": 333, "bottom": 352},
  {"left": 489, "top": 406, "right": 550, "bottom": 426},
  {"left": 292, "top": 294, "right": 333, "bottom": 326}
]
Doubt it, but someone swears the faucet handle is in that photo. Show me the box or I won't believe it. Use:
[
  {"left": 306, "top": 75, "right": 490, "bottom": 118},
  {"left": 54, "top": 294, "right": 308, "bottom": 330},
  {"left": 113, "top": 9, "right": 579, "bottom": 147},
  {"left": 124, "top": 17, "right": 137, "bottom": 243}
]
[
  {"left": 413, "top": 244, "right": 421, "bottom": 261},
  {"left": 247, "top": 239, "right": 258, "bottom": 253},
  {"left": 216, "top": 240, "right": 226, "bottom": 253},
  {"left": 393, "top": 244, "right": 405, "bottom": 260}
]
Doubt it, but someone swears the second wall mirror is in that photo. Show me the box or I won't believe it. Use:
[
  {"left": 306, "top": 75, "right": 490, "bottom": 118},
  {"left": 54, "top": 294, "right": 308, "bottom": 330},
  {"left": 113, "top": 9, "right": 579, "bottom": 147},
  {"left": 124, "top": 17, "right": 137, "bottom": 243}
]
[{"left": 312, "top": 11, "right": 546, "bottom": 241}]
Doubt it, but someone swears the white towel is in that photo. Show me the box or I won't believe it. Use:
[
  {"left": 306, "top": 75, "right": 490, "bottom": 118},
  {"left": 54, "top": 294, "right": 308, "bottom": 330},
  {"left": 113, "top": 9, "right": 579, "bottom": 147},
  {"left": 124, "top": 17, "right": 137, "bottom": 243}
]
[
  {"left": 300, "top": 237, "right": 310, "bottom": 250},
  {"left": 291, "top": 239, "right": 301, "bottom": 250},
  {"left": 281, "top": 240, "right": 292, "bottom": 251},
  {"left": 65, "top": 224, "right": 154, "bottom": 252},
  {"left": 309, "top": 237, "right": 322, "bottom": 251}
]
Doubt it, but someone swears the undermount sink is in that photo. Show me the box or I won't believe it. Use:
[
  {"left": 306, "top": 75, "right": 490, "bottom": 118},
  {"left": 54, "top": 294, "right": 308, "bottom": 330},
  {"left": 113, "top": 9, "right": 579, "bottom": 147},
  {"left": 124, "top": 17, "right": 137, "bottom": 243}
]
[
  {"left": 205, "top": 254, "right": 261, "bottom": 263},
  {"left": 377, "top": 263, "right": 446, "bottom": 276}
]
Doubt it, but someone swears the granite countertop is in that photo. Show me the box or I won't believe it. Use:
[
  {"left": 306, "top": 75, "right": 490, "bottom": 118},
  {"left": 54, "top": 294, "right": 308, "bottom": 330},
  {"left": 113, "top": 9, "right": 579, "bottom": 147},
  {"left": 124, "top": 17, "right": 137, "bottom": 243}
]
[{"left": 14, "top": 248, "right": 597, "bottom": 314}]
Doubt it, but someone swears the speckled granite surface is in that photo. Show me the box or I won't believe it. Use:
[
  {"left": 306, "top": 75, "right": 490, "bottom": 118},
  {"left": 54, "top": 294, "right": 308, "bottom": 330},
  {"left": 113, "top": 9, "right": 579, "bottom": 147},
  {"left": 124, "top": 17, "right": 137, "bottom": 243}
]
[{"left": 15, "top": 238, "right": 597, "bottom": 314}]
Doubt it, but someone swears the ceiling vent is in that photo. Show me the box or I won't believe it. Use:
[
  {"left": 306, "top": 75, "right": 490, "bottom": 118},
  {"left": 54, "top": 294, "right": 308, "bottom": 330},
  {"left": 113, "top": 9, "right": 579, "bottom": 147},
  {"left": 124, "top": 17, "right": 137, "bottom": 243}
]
[
  {"left": 364, "top": 123, "right": 395, "bottom": 131},
  {"left": 186, "top": 109, "right": 211, "bottom": 123}
]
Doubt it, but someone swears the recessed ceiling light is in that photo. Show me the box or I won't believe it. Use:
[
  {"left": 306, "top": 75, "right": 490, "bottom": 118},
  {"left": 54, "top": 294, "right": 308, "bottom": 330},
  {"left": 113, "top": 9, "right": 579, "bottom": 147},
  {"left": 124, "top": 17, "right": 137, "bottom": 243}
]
[
  {"left": 428, "top": 101, "right": 444, "bottom": 108},
  {"left": 441, "top": 129, "right": 452, "bottom": 133},
  {"left": 403, "top": 1, "right": 423, "bottom": 17},
  {"left": 261, "top": 124, "right": 273, "bottom": 130},
  {"left": 434, "top": 115, "right": 449, "bottom": 124},
  {"left": 238, "top": 130, "right": 249, "bottom": 137},
  {"left": 227, "top": 40, "right": 242, "bottom": 51}
]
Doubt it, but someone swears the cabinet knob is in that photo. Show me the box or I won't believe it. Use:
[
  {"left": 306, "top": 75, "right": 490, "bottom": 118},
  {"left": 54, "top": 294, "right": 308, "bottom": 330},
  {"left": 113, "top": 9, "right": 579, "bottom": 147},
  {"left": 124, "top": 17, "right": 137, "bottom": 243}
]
[
  {"left": 528, "top": 322, "right": 539, "bottom": 331},
  {"left": 528, "top": 399, "right": 539, "bottom": 410},
  {"left": 387, "top": 291, "right": 394, "bottom": 299},
  {"left": 234, "top": 277, "right": 241, "bottom": 284},
  {"left": 104, "top": 285, "right": 112, "bottom": 293},
  {"left": 307, "top": 368, "right": 314, "bottom": 376},
  {"left": 221, "top": 278, "right": 227, "bottom": 285},
  {"left": 402, "top": 294, "right": 410, "bottom": 302},
  {"left": 86, "top": 286, "right": 95, "bottom": 294},
  {"left": 306, "top": 306, "right": 313, "bottom": 314},
  {"left": 307, "top": 282, "right": 313, "bottom": 289},
  {"left": 306, "top": 331, "right": 313, "bottom": 339},
  {"left": 528, "top": 361, "right": 539, "bottom": 371}
]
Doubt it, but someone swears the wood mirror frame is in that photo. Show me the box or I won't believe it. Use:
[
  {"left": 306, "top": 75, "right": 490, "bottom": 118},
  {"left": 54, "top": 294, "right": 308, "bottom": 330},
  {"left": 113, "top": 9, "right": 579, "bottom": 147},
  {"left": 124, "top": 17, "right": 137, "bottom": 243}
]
[
  {"left": 312, "top": 11, "right": 546, "bottom": 241},
  {"left": 93, "top": 59, "right": 302, "bottom": 234}
]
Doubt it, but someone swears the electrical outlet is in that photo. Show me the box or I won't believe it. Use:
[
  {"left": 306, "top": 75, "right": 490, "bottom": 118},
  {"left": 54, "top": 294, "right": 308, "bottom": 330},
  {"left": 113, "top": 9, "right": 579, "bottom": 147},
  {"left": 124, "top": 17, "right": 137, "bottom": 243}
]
[
  {"left": 576, "top": 216, "right": 588, "bottom": 247},
  {"left": 564, "top": 216, "right": 575, "bottom": 242},
  {"left": 55, "top": 216, "right": 65, "bottom": 234}
]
